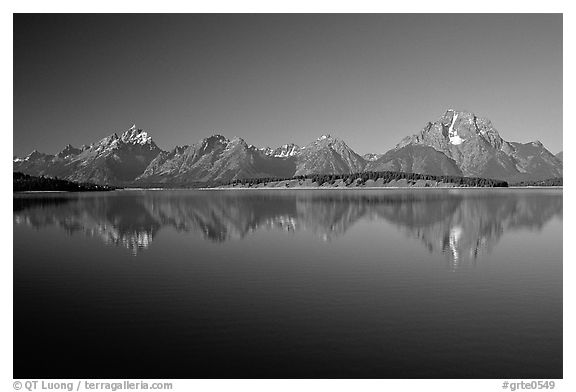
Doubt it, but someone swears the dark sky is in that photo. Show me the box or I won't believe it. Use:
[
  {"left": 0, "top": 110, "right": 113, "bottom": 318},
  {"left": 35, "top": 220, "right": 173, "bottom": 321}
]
[{"left": 13, "top": 14, "right": 563, "bottom": 156}]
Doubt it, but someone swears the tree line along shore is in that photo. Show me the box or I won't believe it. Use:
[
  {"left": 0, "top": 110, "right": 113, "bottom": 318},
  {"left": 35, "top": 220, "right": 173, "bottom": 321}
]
[
  {"left": 13, "top": 172, "right": 116, "bottom": 192},
  {"left": 14, "top": 170, "right": 562, "bottom": 192},
  {"left": 224, "top": 171, "right": 509, "bottom": 188}
]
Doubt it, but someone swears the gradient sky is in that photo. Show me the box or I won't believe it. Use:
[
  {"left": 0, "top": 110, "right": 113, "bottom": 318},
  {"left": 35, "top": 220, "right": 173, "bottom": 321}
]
[{"left": 14, "top": 14, "right": 563, "bottom": 156}]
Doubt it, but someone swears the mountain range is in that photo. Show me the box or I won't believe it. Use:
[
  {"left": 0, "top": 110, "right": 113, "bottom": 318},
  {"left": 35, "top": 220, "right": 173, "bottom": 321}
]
[{"left": 13, "top": 109, "right": 563, "bottom": 185}]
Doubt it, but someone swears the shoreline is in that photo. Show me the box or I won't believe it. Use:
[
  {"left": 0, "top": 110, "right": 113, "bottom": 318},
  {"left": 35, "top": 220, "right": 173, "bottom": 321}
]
[
  {"left": 14, "top": 186, "right": 563, "bottom": 194},
  {"left": 199, "top": 186, "right": 563, "bottom": 191},
  {"left": 14, "top": 190, "right": 71, "bottom": 193}
]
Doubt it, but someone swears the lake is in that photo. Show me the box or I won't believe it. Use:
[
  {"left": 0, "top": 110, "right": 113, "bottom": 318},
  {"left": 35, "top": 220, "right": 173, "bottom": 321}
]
[{"left": 13, "top": 189, "right": 562, "bottom": 378}]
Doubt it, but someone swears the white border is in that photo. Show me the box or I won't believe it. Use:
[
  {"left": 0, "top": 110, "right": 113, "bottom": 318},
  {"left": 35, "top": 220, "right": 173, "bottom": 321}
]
[{"left": 3, "top": 2, "right": 573, "bottom": 392}]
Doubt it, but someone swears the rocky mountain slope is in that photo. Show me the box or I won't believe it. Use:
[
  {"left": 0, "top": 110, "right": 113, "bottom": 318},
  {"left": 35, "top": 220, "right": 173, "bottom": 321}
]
[
  {"left": 368, "top": 109, "right": 562, "bottom": 182},
  {"left": 14, "top": 125, "right": 162, "bottom": 184},
  {"left": 14, "top": 110, "right": 562, "bottom": 185},
  {"left": 366, "top": 145, "right": 462, "bottom": 176},
  {"left": 556, "top": 151, "right": 563, "bottom": 162},
  {"left": 294, "top": 134, "right": 366, "bottom": 176},
  {"left": 136, "top": 135, "right": 296, "bottom": 185}
]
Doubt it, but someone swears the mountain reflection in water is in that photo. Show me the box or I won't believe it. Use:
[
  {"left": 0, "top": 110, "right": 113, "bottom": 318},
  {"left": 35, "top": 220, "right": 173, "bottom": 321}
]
[{"left": 13, "top": 189, "right": 562, "bottom": 269}]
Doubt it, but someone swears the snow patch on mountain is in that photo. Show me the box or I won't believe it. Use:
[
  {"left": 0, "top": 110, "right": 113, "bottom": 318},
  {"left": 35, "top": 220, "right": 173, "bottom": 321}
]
[
  {"left": 273, "top": 144, "right": 300, "bottom": 157},
  {"left": 448, "top": 112, "right": 464, "bottom": 145},
  {"left": 259, "top": 147, "right": 274, "bottom": 156},
  {"left": 363, "top": 153, "right": 383, "bottom": 162}
]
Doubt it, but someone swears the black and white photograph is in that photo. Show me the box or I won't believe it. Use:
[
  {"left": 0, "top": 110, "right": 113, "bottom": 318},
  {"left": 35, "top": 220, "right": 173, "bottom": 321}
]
[{"left": 7, "top": 6, "right": 572, "bottom": 391}]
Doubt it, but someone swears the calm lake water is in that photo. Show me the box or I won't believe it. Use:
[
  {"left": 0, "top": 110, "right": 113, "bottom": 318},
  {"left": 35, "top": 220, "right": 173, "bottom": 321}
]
[{"left": 13, "top": 189, "right": 562, "bottom": 378}]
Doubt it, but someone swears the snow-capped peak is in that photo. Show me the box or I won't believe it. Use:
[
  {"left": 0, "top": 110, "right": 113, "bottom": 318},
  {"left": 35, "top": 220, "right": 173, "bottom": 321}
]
[
  {"left": 318, "top": 134, "right": 331, "bottom": 141},
  {"left": 259, "top": 146, "right": 274, "bottom": 156},
  {"left": 448, "top": 112, "right": 465, "bottom": 145},
  {"left": 120, "top": 125, "right": 153, "bottom": 145},
  {"left": 273, "top": 143, "right": 301, "bottom": 157}
]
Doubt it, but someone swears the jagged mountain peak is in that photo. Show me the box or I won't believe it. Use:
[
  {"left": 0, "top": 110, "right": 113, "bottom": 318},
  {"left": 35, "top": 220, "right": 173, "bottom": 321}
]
[
  {"left": 120, "top": 125, "right": 154, "bottom": 145},
  {"left": 229, "top": 136, "right": 246, "bottom": 144},
  {"left": 26, "top": 150, "right": 48, "bottom": 159},
  {"left": 194, "top": 135, "right": 251, "bottom": 153},
  {"left": 272, "top": 143, "right": 301, "bottom": 158},
  {"left": 172, "top": 145, "right": 189, "bottom": 154},
  {"left": 294, "top": 134, "right": 365, "bottom": 176},
  {"left": 223, "top": 137, "right": 250, "bottom": 151},
  {"left": 96, "top": 133, "right": 119, "bottom": 147},
  {"left": 388, "top": 109, "right": 561, "bottom": 181},
  {"left": 258, "top": 146, "right": 273, "bottom": 154},
  {"left": 443, "top": 108, "right": 473, "bottom": 117},
  {"left": 397, "top": 109, "right": 503, "bottom": 150},
  {"left": 17, "top": 149, "right": 53, "bottom": 164},
  {"left": 307, "top": 134, "right": 347, "bottom": 149},
  {"left": 198, "top": 134, "right": 231, "bottom": 150},
  {"left": 256, "top": 143, "right": 301, "bottom": 158},
  {"left": 57, "top": 144, "right": 81, "bottom": 159},
  {"left": 198, "top": 134, "right": 231, "bottom": 148},
  {"left": 207, "top": 134, "right": 229, "bottom": 141}
]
